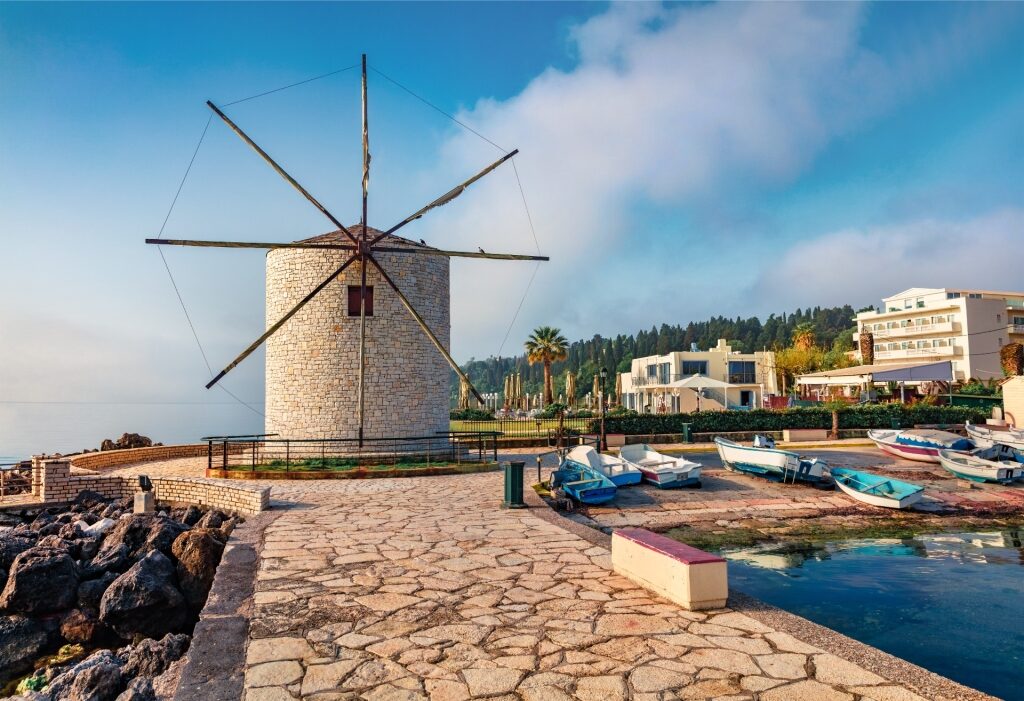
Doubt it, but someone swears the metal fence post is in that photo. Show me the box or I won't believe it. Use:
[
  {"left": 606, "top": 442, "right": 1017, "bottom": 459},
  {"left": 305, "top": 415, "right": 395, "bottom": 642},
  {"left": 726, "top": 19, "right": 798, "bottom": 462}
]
[
  {"left": 222, "top": 440, "right": 228, "bottom": 470},
  {"left": 207, "top": 441, "right": 212, "bottom": 471}
]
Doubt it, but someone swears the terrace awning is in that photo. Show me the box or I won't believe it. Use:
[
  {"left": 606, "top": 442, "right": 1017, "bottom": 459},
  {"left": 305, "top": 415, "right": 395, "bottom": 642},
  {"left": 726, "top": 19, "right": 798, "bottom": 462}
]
[{"left": 797, "top": 361, "right": 953, "bottom": 387}]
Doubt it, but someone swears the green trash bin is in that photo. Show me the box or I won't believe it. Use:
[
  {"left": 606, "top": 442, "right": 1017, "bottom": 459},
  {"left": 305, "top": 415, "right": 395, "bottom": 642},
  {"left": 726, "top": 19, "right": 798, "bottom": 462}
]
[
  {"left": 502, "top": 461, "right": 526, "bottom": 509},
  {"left": 681, "top": 423, "right": 692, "bottom": 443}
]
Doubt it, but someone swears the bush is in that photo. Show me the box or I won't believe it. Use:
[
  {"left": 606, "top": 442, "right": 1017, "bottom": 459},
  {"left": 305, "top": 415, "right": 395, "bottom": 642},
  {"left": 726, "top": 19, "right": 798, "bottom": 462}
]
[
  {"left": 449, "top": 408, "right": 495, "bottom": 421},
  {"left": 591, "top": 405, "right": 988, "bottom": 435},
  {"left": 536, "top": 403, "right": 567, "bottom": 419}
]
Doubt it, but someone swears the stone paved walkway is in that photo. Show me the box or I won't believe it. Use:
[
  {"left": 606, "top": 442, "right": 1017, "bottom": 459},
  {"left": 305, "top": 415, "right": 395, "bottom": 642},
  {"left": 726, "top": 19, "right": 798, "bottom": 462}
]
[{"left": 234, "top": 474, "right": 938, "bottom": 701}]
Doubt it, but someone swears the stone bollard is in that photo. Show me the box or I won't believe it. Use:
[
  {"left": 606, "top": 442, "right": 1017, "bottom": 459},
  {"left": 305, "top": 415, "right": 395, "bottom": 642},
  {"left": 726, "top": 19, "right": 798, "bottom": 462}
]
[{"left": 134, "top": 474, "right": 155, "bottom": 514}]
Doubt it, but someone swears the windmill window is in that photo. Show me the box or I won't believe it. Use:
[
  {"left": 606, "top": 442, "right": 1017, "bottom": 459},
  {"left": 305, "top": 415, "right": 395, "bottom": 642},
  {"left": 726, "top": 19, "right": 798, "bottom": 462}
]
[{"left": 347, "top": 286, "right": 374, "bottom": 317}]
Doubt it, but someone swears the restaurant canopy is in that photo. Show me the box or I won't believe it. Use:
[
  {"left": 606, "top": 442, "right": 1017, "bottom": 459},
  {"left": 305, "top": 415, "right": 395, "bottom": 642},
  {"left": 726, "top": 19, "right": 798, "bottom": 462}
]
[{"left": 797, "top": 361, "right": 953, "bottom": 387}]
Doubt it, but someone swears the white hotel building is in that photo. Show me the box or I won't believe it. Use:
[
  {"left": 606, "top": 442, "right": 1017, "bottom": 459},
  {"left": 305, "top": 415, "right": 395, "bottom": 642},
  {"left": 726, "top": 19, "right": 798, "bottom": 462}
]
[{"left": 854, "top": 287, "right": 1024, "bottom": 382}]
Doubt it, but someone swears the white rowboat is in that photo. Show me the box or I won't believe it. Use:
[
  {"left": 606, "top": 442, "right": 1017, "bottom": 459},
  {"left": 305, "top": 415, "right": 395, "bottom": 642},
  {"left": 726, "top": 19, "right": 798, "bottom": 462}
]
[
  {"left": 965, "top": 422, "right": 1024, "bottom": 451},
  {"left": 714, "top": 436, "right": 828, "bottom": 484},
  {"left": 619, "top": 444, "right": 702, "bottom": 489}
]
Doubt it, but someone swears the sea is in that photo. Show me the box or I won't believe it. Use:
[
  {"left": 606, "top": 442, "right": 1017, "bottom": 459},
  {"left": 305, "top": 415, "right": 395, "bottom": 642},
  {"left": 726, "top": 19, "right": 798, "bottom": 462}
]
[{"left": 0, "top": 403, "right": 262, "bottom": 462}]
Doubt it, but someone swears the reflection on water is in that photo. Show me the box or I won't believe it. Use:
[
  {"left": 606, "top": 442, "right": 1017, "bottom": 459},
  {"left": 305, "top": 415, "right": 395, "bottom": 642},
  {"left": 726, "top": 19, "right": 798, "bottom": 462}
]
[{"left": 725, "top": 531, "right": 1024, "bottom": 701}]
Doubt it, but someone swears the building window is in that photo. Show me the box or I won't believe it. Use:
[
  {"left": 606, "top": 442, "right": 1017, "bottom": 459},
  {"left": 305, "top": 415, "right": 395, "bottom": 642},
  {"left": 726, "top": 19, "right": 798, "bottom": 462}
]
[
  {"left": 347, "top": 286, "right": 374, "bottom": 316},
  {"left": 904, "top": 299, "right": 912, "bottom": 309},
  {"left": 969, "top": 293, "right": 982, "bottom": 299},
  {"left": 646, "top": 365, "right": 657, "bottom": 378},
  {"left": 681, "top": 360, "right": 708, "bottom": 376},
  {"left": 946, "top": 292, "right": 961, "bottom": 299},
  {"left": 728, "top": 361, "right": 756, "bottom": 384},
  {"left": 996, "top": 313, "right": 1001, "bottom": 323},
  {"left": 658, "top": 363, "right": 671, "bottom": 384}
]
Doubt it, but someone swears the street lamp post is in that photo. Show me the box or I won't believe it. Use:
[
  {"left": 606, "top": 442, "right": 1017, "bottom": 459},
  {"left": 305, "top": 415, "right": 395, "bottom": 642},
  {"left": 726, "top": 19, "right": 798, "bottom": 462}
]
[{"left": 599, "top": 367, "right": 608, "bottom": 451}]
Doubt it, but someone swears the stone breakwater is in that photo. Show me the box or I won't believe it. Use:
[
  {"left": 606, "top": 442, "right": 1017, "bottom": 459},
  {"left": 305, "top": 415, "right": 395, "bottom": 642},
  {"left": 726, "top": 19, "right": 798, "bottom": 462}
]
[{"left": 0, "top": 490, "right": 240, "bottom": 700}]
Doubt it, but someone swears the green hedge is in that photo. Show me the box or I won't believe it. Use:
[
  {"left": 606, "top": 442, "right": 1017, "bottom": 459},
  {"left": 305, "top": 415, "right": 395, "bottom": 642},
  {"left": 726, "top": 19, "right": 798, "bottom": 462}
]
[
  {"left": 592, "top": 405, "right": 989, "bottom": 435},
  {"left": 449, "top": 408, "right": 495, "bottom": 421}
]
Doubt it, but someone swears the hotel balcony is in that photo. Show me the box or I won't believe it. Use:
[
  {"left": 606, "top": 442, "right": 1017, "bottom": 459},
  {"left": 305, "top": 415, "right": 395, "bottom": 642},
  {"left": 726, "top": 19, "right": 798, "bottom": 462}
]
[
  {"left": 874, "top": 345, "right": 961, "bottom": 360},
  {"left": 1010, "top": 324, "right": 1024, "bottom": 337},
  {"left": 856, "top": 321, "right": 958, "bottom": 342}
]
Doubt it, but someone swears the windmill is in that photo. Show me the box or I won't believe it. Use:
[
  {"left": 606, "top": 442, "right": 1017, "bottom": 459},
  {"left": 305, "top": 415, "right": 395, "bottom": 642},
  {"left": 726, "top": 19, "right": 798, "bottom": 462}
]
[{"left": 148, "top": 55, "right": 548, "bottom": 445}]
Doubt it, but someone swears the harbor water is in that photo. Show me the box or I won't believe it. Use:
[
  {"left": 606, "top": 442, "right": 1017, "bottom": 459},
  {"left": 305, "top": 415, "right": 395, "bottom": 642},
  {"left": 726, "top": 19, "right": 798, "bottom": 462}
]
[{"left": 724, "top": 531, "right": 1024, "bottom": 701}]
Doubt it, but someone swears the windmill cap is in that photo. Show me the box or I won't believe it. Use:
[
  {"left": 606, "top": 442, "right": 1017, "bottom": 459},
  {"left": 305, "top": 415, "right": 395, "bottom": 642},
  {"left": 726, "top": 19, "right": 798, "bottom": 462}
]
[{"left": 300, "top": 226, "right": 434, "bottom": 249}]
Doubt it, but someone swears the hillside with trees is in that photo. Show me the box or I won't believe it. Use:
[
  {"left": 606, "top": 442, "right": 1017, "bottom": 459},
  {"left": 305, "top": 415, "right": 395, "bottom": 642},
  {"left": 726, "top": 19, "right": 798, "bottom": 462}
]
[{"left": 453, "top": 305, "right": 859, "bottom": 402}]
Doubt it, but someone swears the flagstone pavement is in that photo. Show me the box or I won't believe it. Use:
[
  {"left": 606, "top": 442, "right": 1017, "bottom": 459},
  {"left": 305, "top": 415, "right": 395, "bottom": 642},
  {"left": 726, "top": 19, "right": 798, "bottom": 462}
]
[{"left": 234, "top": 473, "right": 939, "bottom": 701}]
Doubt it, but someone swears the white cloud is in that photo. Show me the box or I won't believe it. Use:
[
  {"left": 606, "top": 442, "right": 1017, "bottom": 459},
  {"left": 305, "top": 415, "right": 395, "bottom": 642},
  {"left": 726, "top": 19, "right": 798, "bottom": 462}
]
[
  {"left": 748, "top": 208, "right": 1024, "bottom": 310},
  {"left": 411, "top": 1, "right": 1014, "bottom": 358}
]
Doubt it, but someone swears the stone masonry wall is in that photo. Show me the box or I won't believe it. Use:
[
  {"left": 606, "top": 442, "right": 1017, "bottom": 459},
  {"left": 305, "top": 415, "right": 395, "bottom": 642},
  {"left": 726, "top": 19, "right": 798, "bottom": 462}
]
[
  {"left": 265, "top": 229, "right": 450, "bottom": 441},
  {"left": 68, "top": 443, "right": 241, "bottom": 471},
  {"left": 32, "top": 460, "right": 269, "bottom": 514}
]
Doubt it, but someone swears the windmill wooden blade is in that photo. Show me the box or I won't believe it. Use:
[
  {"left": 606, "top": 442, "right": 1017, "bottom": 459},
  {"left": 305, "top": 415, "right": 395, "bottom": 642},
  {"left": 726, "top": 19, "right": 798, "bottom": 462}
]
[
  {"left": 147, "top": 238, "right": 357, "bottom": 252},
  {"left": 366, "top": 254, "right": 485, "bottom": 405},
  {"left": 373, "top": 245, "right": 547, "bottom": 261},
  {"left": 368, "top": 149, "right": 519, "bottom": 247},
  {"left": 206, "top": 100, "right": 359, "bottom": 246},
  {"left": 206, "top": 254, "right": 358, "bottom": 389}
]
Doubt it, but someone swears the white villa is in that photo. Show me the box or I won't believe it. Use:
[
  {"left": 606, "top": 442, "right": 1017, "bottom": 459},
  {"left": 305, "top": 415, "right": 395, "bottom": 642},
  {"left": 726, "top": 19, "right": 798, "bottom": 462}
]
[
  {"left": 854, "top": 287, "right": 1024, "bottom": 382},
  {"left": 619, "top": 339, "right": 778, "bottom": 413}
]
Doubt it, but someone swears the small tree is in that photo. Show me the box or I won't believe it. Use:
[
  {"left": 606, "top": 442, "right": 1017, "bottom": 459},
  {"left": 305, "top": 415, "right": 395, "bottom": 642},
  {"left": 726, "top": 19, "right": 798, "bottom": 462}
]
[{"left": 525, "top": 326, "right": 569, "bottom": 405}]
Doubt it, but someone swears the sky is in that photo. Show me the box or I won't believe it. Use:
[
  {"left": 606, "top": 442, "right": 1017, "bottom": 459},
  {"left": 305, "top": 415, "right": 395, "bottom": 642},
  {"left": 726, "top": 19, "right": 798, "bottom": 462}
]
[{"left": 1, "top": 2, "right": 1023, "bottom": 454}]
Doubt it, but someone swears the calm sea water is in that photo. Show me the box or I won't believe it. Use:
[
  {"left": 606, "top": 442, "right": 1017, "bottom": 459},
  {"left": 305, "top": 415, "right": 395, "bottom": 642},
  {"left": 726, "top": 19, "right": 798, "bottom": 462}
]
[
  {"left": 0, "top": 404, "right": 262, "bottom": 461},
  {"left": 724, "top": 532, "right": 1024, "bottom": 701}
]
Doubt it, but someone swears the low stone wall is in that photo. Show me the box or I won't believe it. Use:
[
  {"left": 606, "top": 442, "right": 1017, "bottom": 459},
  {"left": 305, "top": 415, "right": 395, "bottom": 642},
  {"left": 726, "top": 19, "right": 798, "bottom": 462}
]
[
  {"left": 30, "top": 460, "right": 269, "bottom": 514},
  {"left": 67, "top": 443, "right": 243, "bottom": 471}
]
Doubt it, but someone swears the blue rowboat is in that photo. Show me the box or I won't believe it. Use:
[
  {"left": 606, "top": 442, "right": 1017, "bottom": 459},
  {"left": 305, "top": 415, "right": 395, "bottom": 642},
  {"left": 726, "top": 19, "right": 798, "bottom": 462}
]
[
  {"left": 566, "top": 445, "right": 642, "bottom": 487},
  {"left": 830, "top": 467, "right": 924, "bottom": 509},
  {"left": 714, "top": 436, "right": 830, "bottom": 485},
  {"left": 550, "top": 458, "right": 617, "bottom": 505}
]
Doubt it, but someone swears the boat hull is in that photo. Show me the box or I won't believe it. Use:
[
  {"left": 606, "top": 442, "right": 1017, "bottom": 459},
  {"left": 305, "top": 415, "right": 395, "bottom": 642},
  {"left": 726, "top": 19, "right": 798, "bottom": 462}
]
[
  {"left": 552, "top": 461, "right": 618, "bottom": 504},
  {"left": 638, "top": 466, "right": 701, "bottom": 489},
  {"left": 714, "top": 437, "right": 828, "bottom": 484},
  {"left": 965, "top": 422, "right": 1024, "bottom": 451},
  {"left": 937, "top": 451, "right": 1020, "bottom": 484},
  {"left": 831, "top": 468, "right": 923, "bottom": 509},
  {"left": 868, "top": 429, "right": 972, "bottom": 464}
]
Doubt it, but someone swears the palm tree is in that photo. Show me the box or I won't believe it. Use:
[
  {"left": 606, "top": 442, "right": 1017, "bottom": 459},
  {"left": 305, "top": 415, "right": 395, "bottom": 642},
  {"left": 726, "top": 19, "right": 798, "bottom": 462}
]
[
  {"left": 525, "top": 326, "right": 569, "bottom": 405},
  {"left": 792, "top": 322, "right": 816, "bottom": 351}
]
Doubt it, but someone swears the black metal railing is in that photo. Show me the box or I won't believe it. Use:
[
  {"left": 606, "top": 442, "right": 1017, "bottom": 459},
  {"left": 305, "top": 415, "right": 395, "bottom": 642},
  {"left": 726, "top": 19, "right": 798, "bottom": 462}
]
[
  {"left": 448, "top": 416, "right": 595, "bottom": 439},
  {"left": 0, "top": 462, "right": 33, "bottom": 501},
  {"left": 204, "top": 432, "right": 500, "bottom": 472}
]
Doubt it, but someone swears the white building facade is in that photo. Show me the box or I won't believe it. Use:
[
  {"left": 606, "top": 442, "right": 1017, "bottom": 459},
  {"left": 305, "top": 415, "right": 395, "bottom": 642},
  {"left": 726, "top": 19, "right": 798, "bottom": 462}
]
[
  {"left": 855, "top": 287, "right": 1024, "bottom": 382},
  {"left": 619, "top": 339, "right": 779, "bottom": 413}
]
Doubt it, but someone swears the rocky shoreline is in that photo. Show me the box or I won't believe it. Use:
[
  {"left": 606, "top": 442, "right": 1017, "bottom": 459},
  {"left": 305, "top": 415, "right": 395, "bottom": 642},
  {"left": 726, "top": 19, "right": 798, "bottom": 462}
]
[{"left": 0, "top": 490, "right": 239, "bottom": 700}]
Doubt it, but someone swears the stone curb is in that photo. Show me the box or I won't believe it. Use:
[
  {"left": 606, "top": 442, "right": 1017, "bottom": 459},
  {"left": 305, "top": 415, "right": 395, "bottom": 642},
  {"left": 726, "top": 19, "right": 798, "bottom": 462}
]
[{"left": 174, "top": 509, "right": 280, "bottom": 701}]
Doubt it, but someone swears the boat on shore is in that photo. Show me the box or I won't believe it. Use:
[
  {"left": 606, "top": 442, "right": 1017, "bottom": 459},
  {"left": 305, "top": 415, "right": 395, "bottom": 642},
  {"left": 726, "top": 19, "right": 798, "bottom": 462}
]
[
  {"left": 714, "top": 436, "right": 829, "bottom": 484},
  {"left": 619, "top": 443, "right": 702, "bottom": 489},
  {"left": 965, "top": 422, "right": 1024, "bottom": 451},
  {"left": 867, "top": 429, "right": 973, "bottom": 463},
  {"left": 830, "top": 467, "right": 924, "bottom": 509},
  {"left": 937, "top": 448, "right": 1023, "bottom": 484},
  {"left": 550, "top": 458, "right": 617, "bottom": 505},
  {"left": 565, "top": 445, "right": 642, "bottom": 487}
]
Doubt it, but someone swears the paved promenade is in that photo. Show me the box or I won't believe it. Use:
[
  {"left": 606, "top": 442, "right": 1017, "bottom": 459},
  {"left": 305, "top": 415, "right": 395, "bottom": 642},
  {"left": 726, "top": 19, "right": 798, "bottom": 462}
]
[{"left": 95, "top": 454, "right": 998, "bottom": 700}]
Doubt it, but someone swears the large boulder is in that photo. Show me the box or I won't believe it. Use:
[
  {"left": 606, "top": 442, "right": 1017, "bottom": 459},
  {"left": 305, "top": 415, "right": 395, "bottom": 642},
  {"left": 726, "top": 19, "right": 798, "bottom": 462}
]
[
  {"left": 46, "top": 649, "right": 123, "bottom": 701},
  {"left": 0, "top": 615, "right": 59, "bottom": 686},
  {"left": 115, "top": 677, "right": 155, "bottom": 701},
  {"left": 97, "top": 515, "right": 187, "bottom": 564},
  {"left": 0, "top": 546, "right": 79, "bottom": 614},
  {"left": 0, "top": 533, "right": 37, "bottom": 569},
  {"left": 73, "top": 490, "right": 111, "bottom": 511},
  {"left": 83, "top": 544, "right": 130, "bottom": 579},
  {"left": 61, "top": 608, "right": 115, "bottom": 646},
  {"left": 78, "top": 571, "right": 119, "bottom": 610},
  {"left": 171, "top": 529, "right": 225, "bottom": 609},
  {"left": 99, "top": 551, "right": 187, "bottom": 639},
  {"left": 121, "top": 633, "right": 190, "bottom": 678}
]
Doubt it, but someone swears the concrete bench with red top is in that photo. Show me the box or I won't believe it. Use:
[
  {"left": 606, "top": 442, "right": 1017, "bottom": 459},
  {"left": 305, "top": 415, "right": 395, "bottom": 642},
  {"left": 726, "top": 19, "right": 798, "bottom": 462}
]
[{"left": 611, "top": 527, "right": 728, "bottom": 610}]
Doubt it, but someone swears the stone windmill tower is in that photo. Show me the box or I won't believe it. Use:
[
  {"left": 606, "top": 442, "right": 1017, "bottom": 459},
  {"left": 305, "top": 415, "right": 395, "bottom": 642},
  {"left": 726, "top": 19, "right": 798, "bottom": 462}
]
[{"left": 149, "top": 56, "right": 547, "bottom": 443}]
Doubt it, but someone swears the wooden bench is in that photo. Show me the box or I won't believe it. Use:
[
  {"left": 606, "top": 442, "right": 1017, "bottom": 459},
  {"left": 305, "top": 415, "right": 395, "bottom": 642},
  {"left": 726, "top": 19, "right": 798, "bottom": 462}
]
[{"left": 611, "top": 528, "right": 727, "bottom": 610}]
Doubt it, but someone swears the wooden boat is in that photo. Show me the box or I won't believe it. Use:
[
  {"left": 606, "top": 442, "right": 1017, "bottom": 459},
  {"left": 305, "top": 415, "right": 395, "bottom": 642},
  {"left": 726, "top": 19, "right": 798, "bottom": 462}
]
[
  {"left": 965, "top": 422, "right": 1024, "bottom": 451},
  {"left": 566, "top": 445, "right": 642, "bottom": 487},
  {"left": 937, "top": 448, "right": 1023, "bottom": 484},
  {"left": 830, "top": 467, "right": 924, "bottom": 509},
  {"left": 619, "top": 443, "right": 702, "bottom": 489},
  {"left": 714, "top": 436, "right": 829, "bottom": 484},
  {"left": 550, "top": 459, "right": 617, "bottom": 505},
  {"left": 867, "top": 429, "right": 973, "bottom": 464}
]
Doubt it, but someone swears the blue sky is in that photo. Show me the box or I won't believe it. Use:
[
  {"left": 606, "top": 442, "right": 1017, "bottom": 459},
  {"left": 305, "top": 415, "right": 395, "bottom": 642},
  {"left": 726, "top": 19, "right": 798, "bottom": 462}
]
[{"left": 1, "top": 2, "right": 1023, "bottom": 452}]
